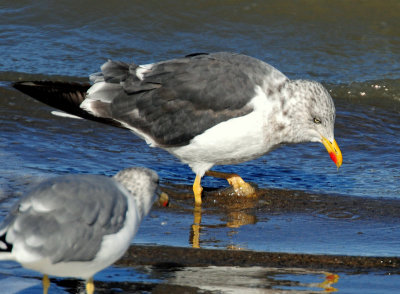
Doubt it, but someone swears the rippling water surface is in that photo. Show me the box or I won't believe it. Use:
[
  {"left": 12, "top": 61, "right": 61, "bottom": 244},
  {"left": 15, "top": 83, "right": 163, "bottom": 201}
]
[{"left": 0, "top": 1, "right": 399, "bottom": 293}]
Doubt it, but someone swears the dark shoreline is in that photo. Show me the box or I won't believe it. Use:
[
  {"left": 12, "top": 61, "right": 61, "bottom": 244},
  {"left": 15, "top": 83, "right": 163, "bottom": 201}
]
[{"left": 119, "top": 244, "right": 400, "bottom": 273}]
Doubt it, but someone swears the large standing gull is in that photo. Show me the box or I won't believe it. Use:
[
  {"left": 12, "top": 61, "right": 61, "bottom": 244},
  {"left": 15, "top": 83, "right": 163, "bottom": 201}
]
[
  {"left": 0, "top": 167, "right": 166, "bottom": 294},
  {"left": 13, "top": 52, "right": 342, "bottom": 205}
]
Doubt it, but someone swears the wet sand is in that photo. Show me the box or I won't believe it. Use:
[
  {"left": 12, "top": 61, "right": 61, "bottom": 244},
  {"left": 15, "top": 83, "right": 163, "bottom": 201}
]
[
  {"left": 124, "top": 184, "right": 400, "bottom": 271},
  {"left": 89, "top": 186, "right": 399, "bottom": 293},
  {"left": 1, "top": 170, "right": 400, "bottom": 294},
  {"left": 107, "top": 195, "right": 399, "bottom": 294},
  {"left": 119, "top": 244, "right": 399, "bottom": 272},
  {"left": 155, "top": 184, "right": 400, "bottom": 254},
  {"left": 2, "top": 171, "right": 400, "bottom": 293},
  {"left": 2, "top": 177, "right": 400, "bottom": 293},
  {"left": 161, "top": 182, "right": 400, "bottom": 219},
  {"left": 52, "top": 242, "right": 399, "bottom": 293}
]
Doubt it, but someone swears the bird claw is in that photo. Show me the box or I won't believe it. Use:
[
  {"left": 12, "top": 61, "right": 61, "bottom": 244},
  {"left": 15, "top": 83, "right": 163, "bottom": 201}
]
[{"left": 226, "top": 175, "right": 256, "bottom": 197}]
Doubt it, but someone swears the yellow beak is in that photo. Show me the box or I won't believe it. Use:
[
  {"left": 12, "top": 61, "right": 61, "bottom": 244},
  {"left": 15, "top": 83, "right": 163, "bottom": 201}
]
[{"left": 321, "top": 137, "right": 342, "bottom": 169}]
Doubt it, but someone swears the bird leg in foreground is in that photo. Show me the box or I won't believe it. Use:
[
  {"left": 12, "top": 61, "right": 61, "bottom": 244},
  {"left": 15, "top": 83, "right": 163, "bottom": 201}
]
[
  {"left": 86, "top": 277, "right": 95, "bottom": 294},
  {"left": 205, "top": 171, "right": 256, "bottom": 196},
  {"left": 42, "top": 275, "right": 50, "bottom": 294},
  {"left": 42, "top": 274, "right": 95, "bottom": 294}
]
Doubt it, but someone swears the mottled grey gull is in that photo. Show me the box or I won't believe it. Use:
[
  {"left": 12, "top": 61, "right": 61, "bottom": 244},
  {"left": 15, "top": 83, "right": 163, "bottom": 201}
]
[
  {"left": 0, "top": 167, "right": 167, "bottom": 294},
  {"left": 13, "top": 52, "right": 342, "bottom": 205}
]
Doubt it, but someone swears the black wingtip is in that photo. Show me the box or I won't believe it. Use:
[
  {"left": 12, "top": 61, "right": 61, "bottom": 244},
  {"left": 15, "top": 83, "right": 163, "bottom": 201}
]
[
  {"left": 12, "top": 80, "right": 90, "bottom": 115},
  {"left": 0, "top": 234, "right": 12, "bottom": 253},
  {"left": 12, "top": 80, "right": 125, "bottom": 129}
]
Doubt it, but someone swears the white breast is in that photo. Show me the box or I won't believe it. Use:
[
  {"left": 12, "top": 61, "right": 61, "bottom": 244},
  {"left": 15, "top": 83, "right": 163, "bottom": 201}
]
[{"left": 168, "top": 86, "right": 282, "bottom": 176}]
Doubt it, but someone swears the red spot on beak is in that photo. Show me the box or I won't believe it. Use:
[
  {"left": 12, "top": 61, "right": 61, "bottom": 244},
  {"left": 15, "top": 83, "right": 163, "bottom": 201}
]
[{"left": 329, "top": 152, "right": 337, "bottom": 164}]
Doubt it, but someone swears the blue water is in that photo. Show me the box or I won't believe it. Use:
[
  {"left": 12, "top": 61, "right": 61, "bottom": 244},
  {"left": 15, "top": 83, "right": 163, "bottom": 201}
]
[
  {"left": 1, "top": 1, "right": 399, "bottom": 200},
  {"left": 0, "top": 1, "right": 400, "bottom": 293}
]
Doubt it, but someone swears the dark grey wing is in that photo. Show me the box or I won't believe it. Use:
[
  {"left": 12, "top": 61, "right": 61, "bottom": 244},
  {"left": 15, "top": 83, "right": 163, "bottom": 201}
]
[
  {"left": 3, "top": 175, "right": 128, "bottom": 263},
  {"left": 84, "top": 52, "right": 288, "bottom": 146}
]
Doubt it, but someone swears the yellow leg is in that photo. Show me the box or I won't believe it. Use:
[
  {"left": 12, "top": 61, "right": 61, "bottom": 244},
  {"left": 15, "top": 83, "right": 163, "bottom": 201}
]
[
  {"left": 205, "top": 170, "right": 256, "bottom": 196},
  {"left": 86, "top": 277, "right": 95, "bottom": 294},
  {"left": 42, "top": 275, "right": 50, "bottom": 294},
  {"left": 193, "top": 175, "right": 203, "bottom": 205}
]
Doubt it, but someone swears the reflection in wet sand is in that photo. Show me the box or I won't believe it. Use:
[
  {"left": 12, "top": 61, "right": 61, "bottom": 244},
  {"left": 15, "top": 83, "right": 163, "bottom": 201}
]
[
  {"left": 189, "top": 186, "right": 260, "bottom": 248},
  {"left": 36, "top": 264, "right": 341, "bottom": 293},
  {"left": 191, "top": 206, "right": 202, "bottom": 248},
  {"left": 163, "top": 266, "right": 339, "bottom": 293},
  {"left": 319, "top": 273, "right": 339, "bottom": 292}
]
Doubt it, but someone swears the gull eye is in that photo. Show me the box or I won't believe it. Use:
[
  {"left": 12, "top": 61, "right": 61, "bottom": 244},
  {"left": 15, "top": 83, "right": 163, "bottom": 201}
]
[{"left": 313, "top": 117, "right": 322, "bottom": 124}]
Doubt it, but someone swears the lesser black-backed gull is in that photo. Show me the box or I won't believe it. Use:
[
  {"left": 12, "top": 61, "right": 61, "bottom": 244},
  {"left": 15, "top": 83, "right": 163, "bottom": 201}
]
[
  {"left": 13, "top": 52, "right": 342, "bottom": 205},
  {"left": 0, "top": 167, "right": 166, "bottom": 294}
]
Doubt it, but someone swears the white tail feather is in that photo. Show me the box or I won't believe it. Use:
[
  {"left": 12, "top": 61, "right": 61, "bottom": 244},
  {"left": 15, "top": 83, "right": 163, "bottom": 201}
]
[{"left": 51, "top": 111, "right": 83, "bottom": 119}]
